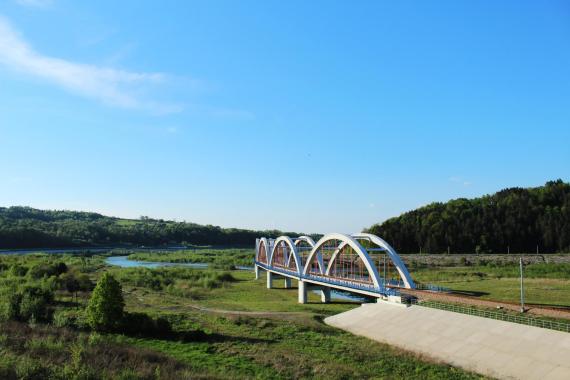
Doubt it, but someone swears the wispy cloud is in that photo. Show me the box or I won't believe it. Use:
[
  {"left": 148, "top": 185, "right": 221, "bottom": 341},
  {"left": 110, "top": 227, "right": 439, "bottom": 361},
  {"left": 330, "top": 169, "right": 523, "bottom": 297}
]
[
  {"left": 14, "top": 0, "right": 53, "bottom": 9},
  {"left": 449, "top": 176, "right": 472, "bottom": 187},
  {"left": 0, "top": 16, "right": 180, "bottom": 113}
]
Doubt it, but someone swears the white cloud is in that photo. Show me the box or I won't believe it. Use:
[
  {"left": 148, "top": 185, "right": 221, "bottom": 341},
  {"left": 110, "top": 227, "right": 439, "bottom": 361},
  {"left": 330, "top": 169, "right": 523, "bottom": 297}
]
[
  {"left": 15, "top": 0, "right": 53, "bottom": 8},
  {"left": 0, "top": 16, "right": 180, "bottom": 113},
  {"left": 448, "top": 176, "right": 473, "bottom": 187}
]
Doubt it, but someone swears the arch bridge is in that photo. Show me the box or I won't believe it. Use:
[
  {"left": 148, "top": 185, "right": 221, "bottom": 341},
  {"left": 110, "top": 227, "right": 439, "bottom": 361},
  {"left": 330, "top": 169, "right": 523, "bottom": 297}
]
[{"left": 255, "top": 232, "right": 415, "bottom": 303}]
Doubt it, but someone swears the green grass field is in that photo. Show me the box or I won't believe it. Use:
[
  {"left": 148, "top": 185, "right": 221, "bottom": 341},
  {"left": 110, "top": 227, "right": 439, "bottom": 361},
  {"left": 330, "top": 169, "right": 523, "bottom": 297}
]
[
  {"left": 0, "top": 253, "right": 488, "bottom": 379},
  {"left": 114, "top": 270, "right": 482, "bottom": 379},
  {"left": 4, "top": 249, "right": 568, "bottom": 378},
  {"left": 129, "top": 248, "right": 253, "bottom": 269},
  {"left": 413, "top": 263, "right": 570, "bottom": 306}
]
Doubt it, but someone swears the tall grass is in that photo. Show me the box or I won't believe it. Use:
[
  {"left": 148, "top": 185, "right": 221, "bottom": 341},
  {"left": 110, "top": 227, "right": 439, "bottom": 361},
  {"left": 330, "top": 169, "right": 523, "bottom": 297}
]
[
  {"left": 113, "top": 267, "right": 236, "bottom": 291},
  {"left": 128, "top": 248, "right": 253, "bottom": 268}
]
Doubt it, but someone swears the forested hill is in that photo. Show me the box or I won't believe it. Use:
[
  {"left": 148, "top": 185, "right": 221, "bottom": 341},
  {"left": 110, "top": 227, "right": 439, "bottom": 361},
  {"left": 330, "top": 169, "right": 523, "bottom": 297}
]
[
  {"left": 368, "top": 180, "right": 570, "bottom": 254},
  {"left": 0, "top": 207, "right": 298, "bottom": 249}
]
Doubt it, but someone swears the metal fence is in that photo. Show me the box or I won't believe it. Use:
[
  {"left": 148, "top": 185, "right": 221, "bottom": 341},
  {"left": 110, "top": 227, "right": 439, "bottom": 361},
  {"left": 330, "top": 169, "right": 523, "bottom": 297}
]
[
  {"left": 414, "top": 300, "right": 570, "bottom": 333},
  {"left": 255, "top": 261, "right": 400, "bottom": 296},
  {"left": 415, "top": 283, "right": 450, "bottom": 292}
]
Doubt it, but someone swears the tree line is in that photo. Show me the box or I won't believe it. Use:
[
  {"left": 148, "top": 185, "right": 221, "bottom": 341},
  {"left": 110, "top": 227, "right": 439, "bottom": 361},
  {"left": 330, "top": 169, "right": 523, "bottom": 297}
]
[
  {"left": 368, "top": 180, "right": 570, "bottom": 254},
  {"left": 0, "top": 207, "right": 300, "bottom": 249}
]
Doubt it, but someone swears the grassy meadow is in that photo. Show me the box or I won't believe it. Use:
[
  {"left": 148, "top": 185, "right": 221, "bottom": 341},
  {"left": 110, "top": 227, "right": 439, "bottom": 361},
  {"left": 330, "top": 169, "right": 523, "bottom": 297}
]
[
  {"left": 128, "top": 248, "right": 253, "bottom": 269},
  {"left": 412, "top": 262, "right": 570, "bottom": 306},
  {"left": 0, "top": 252, "right": 486, "bottom": 379}
]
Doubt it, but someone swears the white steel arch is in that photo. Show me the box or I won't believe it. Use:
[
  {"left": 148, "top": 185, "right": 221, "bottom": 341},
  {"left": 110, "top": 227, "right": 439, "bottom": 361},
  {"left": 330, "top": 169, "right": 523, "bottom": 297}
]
[
  {"left": 269, "top": 236, "right": 302, "bottom": 274},
  {"left": 302, "top": 233, "right": 382, "bottom": 289},
  {"left": 256, "top": 237, "right": 270, "bottom": 264},
  {"left": 351, "top": 233, "right": 415, "bottom": 288},
  {"left": 294, "top": 236, "right": 316, "bottom": 247}
]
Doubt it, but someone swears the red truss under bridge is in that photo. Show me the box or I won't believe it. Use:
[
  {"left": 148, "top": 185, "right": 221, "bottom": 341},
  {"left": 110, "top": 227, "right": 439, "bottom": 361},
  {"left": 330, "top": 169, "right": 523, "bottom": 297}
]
[{"left": 255, "top": 233, "right": 416, "bottom": 303}]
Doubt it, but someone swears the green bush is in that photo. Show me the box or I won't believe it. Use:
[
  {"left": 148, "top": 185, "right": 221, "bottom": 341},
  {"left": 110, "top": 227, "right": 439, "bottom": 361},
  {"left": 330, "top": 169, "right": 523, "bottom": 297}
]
[
  {"left": 28, "top": 262, "right": 67, "bottom": 279},
  {"left": 9, "top": 264, "right": 28, "bottom": 277},
  {"left": 19, "top": 285, "right": 54, "bottom": 322},
  {"left": 15, "top": 357, "right": 53, "bottom": 379},
  {"left": 0, "top": 292, "right": 22, "bottom": 322},
  {"left": 53, "top": 309, "right": 81, "bottom": 329},
  {"left": 0, "top": 285, "right": 54, "bottom": 323},
  {"left": 85, "top": 273, "right": 124, "bottom": 332}
]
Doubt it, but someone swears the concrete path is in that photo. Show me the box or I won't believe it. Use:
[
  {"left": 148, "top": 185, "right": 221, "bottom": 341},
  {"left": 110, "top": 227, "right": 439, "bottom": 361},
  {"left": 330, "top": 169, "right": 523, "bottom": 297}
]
[{"left": 325, "top": 303, "right": 570, "bottom": 380}]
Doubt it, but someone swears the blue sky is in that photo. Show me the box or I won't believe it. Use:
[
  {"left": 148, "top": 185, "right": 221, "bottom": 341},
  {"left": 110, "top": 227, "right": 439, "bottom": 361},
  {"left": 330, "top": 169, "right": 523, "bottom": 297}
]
[{"left": 0, "top": 1, "right": 569, "bottom": 233}]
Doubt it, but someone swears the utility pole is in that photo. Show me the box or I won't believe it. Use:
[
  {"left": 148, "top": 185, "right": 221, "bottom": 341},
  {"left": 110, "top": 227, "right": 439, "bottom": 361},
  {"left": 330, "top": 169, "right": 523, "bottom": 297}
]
[
  {"left": 383, "top": 255, "right": 387, "bottom": 283},
  {"left": 447, "top": 246, "right": 450, "bottom": 255},
  {"left": 507, "top": 245, "right": 510, "bottom": 255},
  {"left": 520, "top": 257, "right": 525, "bottom": 313}
]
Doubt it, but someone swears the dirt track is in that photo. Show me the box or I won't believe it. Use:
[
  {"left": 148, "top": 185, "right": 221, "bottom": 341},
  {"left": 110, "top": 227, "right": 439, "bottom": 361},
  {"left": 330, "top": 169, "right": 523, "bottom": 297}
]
[{"left": 402, "top": 289, "right": 570, "bottom": 320}]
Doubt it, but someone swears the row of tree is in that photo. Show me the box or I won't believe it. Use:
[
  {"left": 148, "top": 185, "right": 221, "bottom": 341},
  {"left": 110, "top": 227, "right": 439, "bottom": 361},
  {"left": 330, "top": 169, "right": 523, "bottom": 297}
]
[
  {"left": 367, "top": 180, "right": 570, "bottom": 254},
  {"left": 0, "top": 207, "right": 299, "bottom": 249}
]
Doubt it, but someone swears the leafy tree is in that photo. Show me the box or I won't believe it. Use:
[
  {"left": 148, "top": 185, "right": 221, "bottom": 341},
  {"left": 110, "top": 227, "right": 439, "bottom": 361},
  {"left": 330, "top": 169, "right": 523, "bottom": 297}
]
[
  {"left": 0, "top": 206, "right": 305, "bottom": 248},
  {"left": 86, "top": 273, "right": 124, "bottom": 332},
  {"left": 368, "top": 180, "right": 570, "bottom": 254},
  {"left": 77, "top": 273, "right": 94, "bottom": 292},
  {"left": 60, "top": 272, "right": 81, "bottom": 300}
]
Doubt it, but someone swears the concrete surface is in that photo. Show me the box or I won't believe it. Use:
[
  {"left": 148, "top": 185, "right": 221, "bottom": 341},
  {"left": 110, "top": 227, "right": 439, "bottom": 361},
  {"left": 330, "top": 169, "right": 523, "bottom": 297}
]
[{"left": 325, "top": 303, "right": 570, "bottom": 380}]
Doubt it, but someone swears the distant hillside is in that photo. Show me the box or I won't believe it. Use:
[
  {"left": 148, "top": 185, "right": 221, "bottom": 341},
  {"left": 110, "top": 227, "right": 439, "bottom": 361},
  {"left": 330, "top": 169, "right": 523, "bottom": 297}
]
[
  {"left": 0, "top": 207, "right": 299, "bottom": 249},
  {"left": 368, "top": 180, "right": 570, "bottom": 254}
]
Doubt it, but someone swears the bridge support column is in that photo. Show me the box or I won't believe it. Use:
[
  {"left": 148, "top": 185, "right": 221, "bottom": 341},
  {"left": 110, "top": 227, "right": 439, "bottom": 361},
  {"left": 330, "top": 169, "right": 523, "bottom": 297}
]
[
  {"left": 320, "top": 288, "right": 331, "bottom": 303},
  {"left": 266, "top": 271, "right": 273, "bottom": 289},
  {"left": 254, "top": 265, "right": 260, "bottom": 280},
  {"left": 298, "top": 281, "right": 307, "bottom": 304},
  {"left": 284, "top": 277, "right": 291, "bottom": 289}
]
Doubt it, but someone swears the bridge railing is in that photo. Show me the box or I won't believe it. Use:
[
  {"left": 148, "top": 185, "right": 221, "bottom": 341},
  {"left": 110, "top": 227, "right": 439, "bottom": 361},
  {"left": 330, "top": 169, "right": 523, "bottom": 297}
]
[
  {"left": 255, "top": 261, "right": 400, "bottom": 296},
  {"left": 411, "top": 299, "right": 570, "bottom": 333}
]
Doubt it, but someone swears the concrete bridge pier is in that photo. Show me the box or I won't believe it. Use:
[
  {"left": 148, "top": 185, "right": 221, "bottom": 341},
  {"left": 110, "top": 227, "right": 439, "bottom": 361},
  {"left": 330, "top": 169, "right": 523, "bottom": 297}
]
[
  {"left": 266, "top": 271, "right": 273, "bottom": 289},
  {"left": 320, "top": 288, "right": 331, "bottom": 303},
  {"left": 298, "top": 281, "right": 307, "bottom": 304},
  {"left": 284, "top": 277, "right": 292, "bottom": 289},
  {"left": 254, "top": 265, "right": 260, "bottom": 280}
]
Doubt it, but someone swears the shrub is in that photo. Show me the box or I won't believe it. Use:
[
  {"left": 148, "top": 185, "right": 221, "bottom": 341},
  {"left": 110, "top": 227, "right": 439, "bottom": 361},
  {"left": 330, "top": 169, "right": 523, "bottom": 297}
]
[
  {"left": 0, "top": 285, "right": 54, "bottom": 323},
  {"left": 0, "top": 292, "right": 22, "bottom": 322},
  {"left": 60, "top": 272, "right": 80, "bottom": 295},
  {"left": 86, "top": 273, "right": 124, "bottom": 332},
  {"left": 53, "top": 309, "right": 81, "bottom": 329},
  {"left": 9, "top": 264, "right": 28, "bottom": 277},
  {"left": 28, "top": 262, "right": 67, "bottom": 279},
  {"left": 15, "top": 357, "right": 53, "bottom": 379},
  {"left": 19, "top": 285, "right": 54, "bottom": 322},
  {"left": 77, "top": 274, "right": 95, "bottom": 292}
]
